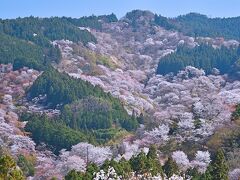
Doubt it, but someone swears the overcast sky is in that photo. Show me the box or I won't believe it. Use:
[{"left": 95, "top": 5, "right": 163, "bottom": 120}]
[{"left": 1, "top": 0, "right": 240, "bottom": 19}]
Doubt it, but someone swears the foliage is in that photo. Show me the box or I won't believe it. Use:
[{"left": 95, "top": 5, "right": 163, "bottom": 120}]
[
  {"left": 187, "top": 167, "right": 212, "bottom": 180},
  {"left": 155, "top": 13, "right": 240, "bottom": 40},
  {"left": 0, "top": 17, "right": 96, "bottom": 45},
  {"left": 154, "top": 14, "right": 175, "bottom": 30},
  {"left": 101, "top": 158, "right": 132, "bottom": 179},
  {"left": 63, "top": 16, "right": 102, "bottom": 30},
  {"left": 17, "top": 154, "right": 35, "bottom": 177},
  {"left": 163, "top": 157, "right": 179, "bottom": 178},
  {"left": 157, "top": 44, "right": 240, "bottom": 75},
  {"left": 65, "top": 169, "right": 85, "bottom": 180},
  {"left": 0, "top": 155, "right": 25, "bottom": 180},
  {"left": 23, "top": 113, "right": 131, "bottom": 154},
  {"left": 130, "top": 151, "right": 149, "bottom": 175},
  {"left": 147, "top": 145, "right": 163, "bottom": 177},
  {"left": 93, "top": 128, "right": 127, "bottom": 144},
  {"left": 65, "top": 164, "right": 119, "bottom": 180},
  {"left": 28, "top": 68, "right": 138, "bottom": 131},
  {"left": 0, "top": 33, "right": 53, "bottom": 70},
  {"left": 211, "top": 149, "right": 229, "bottom": 180},
  {"left": 98, "top": 13, "right": 118, "bottom": 23},
  {"left": 84, "top": 163, "right": 100, "bottom": 180},
  {"left": 24, "top": 114, "right": 88, "bottom": 153},
  {"left": 0, "top": 16, "right": 97, "bottom": 70},
  {"left": 64, "top": 13, "right": 117, "bottom": 30},
  {"left": 62, "top": 97, "right": 113, "bottom": 130},
  {"left": 231, "top": 104, "right": 240, "bottom": 121}
]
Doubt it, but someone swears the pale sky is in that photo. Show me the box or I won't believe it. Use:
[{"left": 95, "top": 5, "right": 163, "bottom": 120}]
[{"left": 1, "top": 0, "right": 240, "bottom": 19}]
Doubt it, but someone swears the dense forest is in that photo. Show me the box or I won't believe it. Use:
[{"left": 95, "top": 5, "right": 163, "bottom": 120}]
[
  {"left": 24, "top": 114, "right": 88, "bottom": 152},
  {"left": 23, "top": 113, "right": 131, "bottom": 152},
  {"left": 0, "top": 16, "right": 103, "bottom": 70},
  {"left": 154, "top": 13, "right": 240, "bottom": 40},
  {"left": 63, "top": 13, "right": 118, "bottom": 30},
  {"left": 24, "top": 68, "right": 138, "bottom": 152},
  {"left": 157, "top": 44, "right": 240, "bottom": 75},
  {"left": 0, "top": 17, "right": 97, "bottom": 44},
  {"left": 0, "top": 33, "right": 55, "bottom": 70},
  {"left": 28, "top": 68, "right": 138, "bottom": 130}
]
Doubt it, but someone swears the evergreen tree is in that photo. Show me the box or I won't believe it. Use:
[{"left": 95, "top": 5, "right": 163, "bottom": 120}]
[
  {"left": 147, "top": 145, "right": 158, "bottom": 160},
  {"left": 147, "top": 145, "right": 163, "bottom": 177},
  {"left": 211, "top": 149, "right": 229, "bottom": 180},
  {"left": 163, "top": 156, "right": 179, "bottom": 178},
  {"left": 85, "top": 163, "right": 99, "bottom": 180},
  {"left": 0, "top": 155, "right": 25, "bottom": 180},
  {"left": 65, "top": 170, "right": 84, "bottom": 180},
  {"left": 130, "top": 151, "right": 149, "bottom": 175},
  {"left": 17, "top": 154, "right": 35, "bottom": 177},
  {"left": 137, "top": 113, "right": 144, "bottom": 124},
  {"left": 118, "top": 158, "right": 132, "bottom": 178}
]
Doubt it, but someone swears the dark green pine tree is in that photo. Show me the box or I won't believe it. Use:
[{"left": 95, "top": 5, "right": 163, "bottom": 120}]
[
  {"left": 137, "top": 113, "right": 144, "bottom": 124},
  {"left": 84, "top": 163, "right": 99, "bottom": 180},
  {"left": 147, "top": 145, "right": 158, "bottom": 160},
  {"left": 211, "top": 149, "right": 229, "bottom": 180},
  {"left": 65, "top": 169, "right": 84, "bottom": 180},
  {"left": 118, "top": 157, "right": 132, "bottom": 178},
  {"left": 163, "top": 156, "right": 179, "bottom": 178},
  {"left": 147, "top": 145, "right": 163, "bottom": 177},
  {"left": 130, "top": 151, "right": 149, "bottom": 175}
]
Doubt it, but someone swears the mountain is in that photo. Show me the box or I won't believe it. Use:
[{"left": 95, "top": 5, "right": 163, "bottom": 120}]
[{"left": 0, "top": 10, "right": 240, "bottom": 179}]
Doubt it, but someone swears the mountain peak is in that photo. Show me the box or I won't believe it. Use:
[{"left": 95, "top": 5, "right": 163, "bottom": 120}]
[{"left": 122, "top": 9, "right": 155, "bottom": 23}]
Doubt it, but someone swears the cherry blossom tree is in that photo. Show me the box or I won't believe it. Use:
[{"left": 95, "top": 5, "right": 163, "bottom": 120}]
[
  {"left": 172, "top": 151, "right": 190, "bottom": 172},
  {"left": 191, "top": 151, "right": 211, "bottom": 174},
  {"left": 93, "top": 167, "right": 121, "bottom": 180},
  {"left": 144, "top": 124, "right": 170, "bottom": 143}
]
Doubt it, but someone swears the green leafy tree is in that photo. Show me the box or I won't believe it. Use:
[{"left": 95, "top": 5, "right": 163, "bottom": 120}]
[
  {"left": 24, "top": 114, "right": 87, "bottom": 153},
  {"left": 85, "top": 163, "right": 99, "bottom": 180},
  {"left": 0, "top": 155, "right": 25, "bottom": 180},
  {"left": 130, "top": 151, "right": 149, "bottom": 175},
  {"left": 28, "top": 68, "right": 138, "bottom": 131},
  {"left": 147, "top": 145, "right": 163, "bottom": 177},
  {"left": 17, "top": 155, "right": 35, "bottom": 177},
  {"left": 211, "top": 149, "right": 229, "bottom": 180},
  {"left": 147, "top": 145, "right": 158, "bottom": 160},
  {"left": 157, "top": 44, "right": 240, "bottom": 76},
  {"left": 154, "top": 13, "right": 240, "bottom": 40},
  {"left": 118, "top": 158, "right": 132, "bottom": 178},
  {"left": 163, "top": 156, "right": 179, "bottom": 178},
  {"left": 65, "top": 170, "right": 84, "bottom": 180}
]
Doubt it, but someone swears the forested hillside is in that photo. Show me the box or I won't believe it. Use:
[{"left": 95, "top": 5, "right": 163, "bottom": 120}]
[
  {"left": 28, "top": 68, "right": 138, "bottom": 129},
  {"left": 0, "top": 16, "right": 99, "bottom": 70},
  {"left": 0, "top": 33, "right": 56, "bottom": 70},
  {"left": 157, "top": 44, "right": 240, "bottom": 75},
  {"left": 155, "top": 13, "right": 240, "bottom": 40},
  {"left": 63, "top": 13, "right": 118, "bottom": 30},
  {"left": 0, "top": 17, "right": 97, "bottom": 44},
  {"left": 1, "top": 10, "right": 240, "bottom": 179},
  {"left": 25, "top": 68, "right": 138, "bottom": 153}
]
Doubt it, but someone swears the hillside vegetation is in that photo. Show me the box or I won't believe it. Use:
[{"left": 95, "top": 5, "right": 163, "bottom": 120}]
[
  {"left": 25, "top": 68, "right": 138, "bottom": 152},
  {"left": 0, "top": 16, "right": 99, "bottom": 70},
  {"left": 157, "top": 44, "right": 240, "bottom": 75},
  {"left": 155, "top": 13, "right": 240, "bottom": 40}
]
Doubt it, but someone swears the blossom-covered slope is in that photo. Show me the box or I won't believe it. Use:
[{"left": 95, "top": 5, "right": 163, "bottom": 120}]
[{"left": 1, "top": 10, "right": 240, "bottom": 179}]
